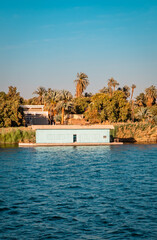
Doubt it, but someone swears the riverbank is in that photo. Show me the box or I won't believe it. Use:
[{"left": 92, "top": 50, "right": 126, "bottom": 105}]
[
  {"left": 0, "top": 123, "right": 157, "bottom": 144},
  {"left": 113, "top": 122, "right": 157, "bottom": 143}
]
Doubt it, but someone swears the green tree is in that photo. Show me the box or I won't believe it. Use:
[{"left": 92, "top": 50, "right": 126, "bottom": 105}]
[
  {"left": 85, "top": 91, "right": 131, "bottom": 123},
  {"left": 107, "top": 91, "right": 131, "bottom": 122},
  {"left": 0, "top": 86, "right": 24, "bottom": 127},
  {"left": 84, "top": 102, "right": 100, "bottom": 123},
  {"left": 0, "top": 91, "right": 7, "bottom": 100},
  {"left": 91, "top": 93, "right": 110, "bottom": 122},
  {"left": 73, "top": 97, "right": 91, "bottom": 114}
]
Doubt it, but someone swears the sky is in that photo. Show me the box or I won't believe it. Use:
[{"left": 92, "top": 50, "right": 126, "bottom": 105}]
[{"left": 0, "top": 0, "right": 157, "bottom": 99}]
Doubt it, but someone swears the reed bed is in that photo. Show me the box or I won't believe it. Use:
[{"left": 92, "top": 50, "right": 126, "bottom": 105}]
[
  {"left": 0, "top": 128, "right": 35, "bottom": 144},
  {"left": 114, "top": 122, "right": 157, "bottom": 143}
]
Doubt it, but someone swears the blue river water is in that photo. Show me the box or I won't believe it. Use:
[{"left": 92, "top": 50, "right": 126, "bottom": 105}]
[{"left": 0, "top": 144, "right": 157, "bottom": 240}]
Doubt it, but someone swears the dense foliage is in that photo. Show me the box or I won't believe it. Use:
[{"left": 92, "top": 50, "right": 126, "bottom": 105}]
[
  {"left": 0, "top": 74, "right": 157, "bottom": 127},
  {"left": 0, "top": 87, "right": 25, "bottom": 127},
  {"left": 85, "top": 91, "right": 131, "bottom": 123}
]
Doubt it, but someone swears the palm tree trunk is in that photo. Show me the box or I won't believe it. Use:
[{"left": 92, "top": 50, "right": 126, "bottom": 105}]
[
  {"left": 78, "top": 83, "right": 82, "bottom": 97},
  {"left": 109, "top": 86, "right": 112, "bottom": 97},
  {"left": 131, "top": 89, "right": 134, "bottom": 101},
  {"left": 131, "top": 100, "right": 135, "bottom": 122},
  {"left": 40, "top": 96, "right": 42, "bottom": 105},
  {"left": 61, "top": 107, "right": 64, "bottom": 125},
  {"left": 76, "top": 83, "right": 81, "bottom": 98},
  {"left": 147, "top": 97, "right": 153, "bottom": 107}
]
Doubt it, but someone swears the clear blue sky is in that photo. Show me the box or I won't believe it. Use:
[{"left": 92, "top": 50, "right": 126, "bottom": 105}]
[{"left": 0, "top": 0, "right": 157, "bottom": 99}]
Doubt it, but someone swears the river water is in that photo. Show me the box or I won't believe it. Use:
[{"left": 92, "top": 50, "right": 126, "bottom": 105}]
[{"left": 0, "top": 144, "right": 157, "bottom": 239}]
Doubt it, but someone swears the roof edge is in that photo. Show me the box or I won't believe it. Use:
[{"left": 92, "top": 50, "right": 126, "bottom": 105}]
[{"left": 32, "top": 125, "right": 114, "bottom": 130}]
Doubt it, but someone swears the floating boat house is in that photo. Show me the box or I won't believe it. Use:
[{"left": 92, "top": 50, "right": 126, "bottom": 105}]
[{"left": 32, "top": 125, "right": 115, "bottom": 145}]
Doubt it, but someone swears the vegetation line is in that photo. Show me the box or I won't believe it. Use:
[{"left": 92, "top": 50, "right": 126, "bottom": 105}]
[{"left": 0, "top": 73, "right": 156, "bottom": 144}]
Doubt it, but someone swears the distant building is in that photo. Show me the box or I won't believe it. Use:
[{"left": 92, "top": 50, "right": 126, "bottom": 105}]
[
  {"left": 32, "top": 125, "right": 114, "bottom": 144},
  {"left": 20, "top": 105, "right": 49, "bottom": 125}
]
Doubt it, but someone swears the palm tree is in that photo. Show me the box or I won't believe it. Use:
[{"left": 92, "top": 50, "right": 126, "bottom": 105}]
[
  {"left": 136, "top": 107, "right": 152, "bottom": 122},
  {"left": 122, "top": 85, "right": 130, "bottom": 99},
  {"left": 33, "top": 86, "right": 46, "bottom": 104},
  {"left": 44, "top": 88, "right": 60, "bottom": 105},
  {"left": 44, "top": 89, "right": 60, "bottom": 124},
  {"left": 55, "top": 90, "right": 73, "bottom": 124},
  {"left": 145, "top": 85, "right": 157, "bottom": 107},
  {"left": 74, "top": 72, "right": 89, "bottom": 98},
  {"left": 135, "top": 93, "right": 146, "bottom": 107},
  {"left": 130, "top": 84, "right": 136, "bottom": 122},
  {"left": 131, "top": 84, "right": 136, "bottom": 101},
  {"left": 108, "top": 78, "right": 113, "bottom": 96},
  {"left": 112, "top": 79, "right": 119, "bottom": 93},
  {"left": 108, "top": 77, "right": 117, "bottom": 96},
  {"left": 99, "top": 86, "right": 109, "bottom": 94}
]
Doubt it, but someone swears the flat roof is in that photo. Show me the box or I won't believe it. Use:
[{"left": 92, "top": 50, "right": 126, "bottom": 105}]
[
  {"left": 20, "top": 105, "right": 44, "bottom": 108},
  {"left": 32, "top": 125, "right": 114, "bottom": 130}
]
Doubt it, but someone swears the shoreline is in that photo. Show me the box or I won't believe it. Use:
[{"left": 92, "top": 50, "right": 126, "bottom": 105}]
[
  {"left": 18, "top": 142, "right": 123, "bottom": 147},
  {"left": 0, "top": 123, "right": 156, "bottom": 145},
  {"left": 0, "top": 142, "right": 157, "bottom": 148}
]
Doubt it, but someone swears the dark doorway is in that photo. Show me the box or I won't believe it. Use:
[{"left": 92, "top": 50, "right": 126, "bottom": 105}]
[{"left": 73, "top": 134, "right": 77, "bottom": 143}]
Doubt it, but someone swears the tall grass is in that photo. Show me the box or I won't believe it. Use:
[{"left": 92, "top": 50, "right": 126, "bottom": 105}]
[
  {"left": 0, "top": 129, "right": 35, "bottom": 144},
  {"left": 114, "top": 122, "right": 157, "bottom": 142}
]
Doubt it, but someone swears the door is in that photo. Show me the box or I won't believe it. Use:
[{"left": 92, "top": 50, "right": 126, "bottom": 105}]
[{"left": 73, "top": 134, "right": 77, "bottom": 143}]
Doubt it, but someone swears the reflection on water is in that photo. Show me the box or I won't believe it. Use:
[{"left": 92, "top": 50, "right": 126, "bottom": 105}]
[
  {"left": 0, "top": 144, "right": 157, "bottom": 239},
  {"left": 0, "top": 143, "right": 18, "bottom": 148}
]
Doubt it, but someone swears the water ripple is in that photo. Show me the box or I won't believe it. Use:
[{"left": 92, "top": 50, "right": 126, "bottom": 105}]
[{"left": 0, "top": 144, "right": 157, "bottom": 239}]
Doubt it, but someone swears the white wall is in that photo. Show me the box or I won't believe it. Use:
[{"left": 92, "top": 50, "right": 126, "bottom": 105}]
[{"left": 36, "top": 129, "right": 110, "bottom": 143}]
